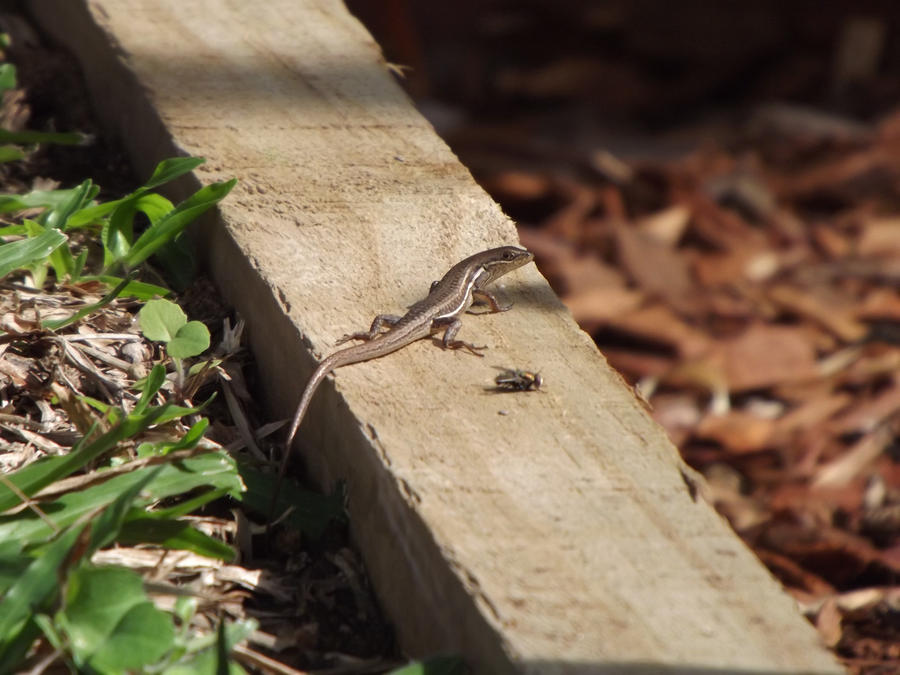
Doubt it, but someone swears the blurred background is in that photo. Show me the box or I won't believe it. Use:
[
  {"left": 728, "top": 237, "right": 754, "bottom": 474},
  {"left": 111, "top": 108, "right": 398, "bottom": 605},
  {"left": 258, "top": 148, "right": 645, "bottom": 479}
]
[{"left": 347, "top": 2, "right": 900, "bottom": 672}]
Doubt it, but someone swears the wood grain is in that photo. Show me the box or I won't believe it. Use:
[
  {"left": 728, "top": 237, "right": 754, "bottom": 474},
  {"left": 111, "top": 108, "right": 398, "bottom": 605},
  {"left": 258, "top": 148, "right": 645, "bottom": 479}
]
[{"left": 30, "top": 1, "right": 842, "bottom": 672}]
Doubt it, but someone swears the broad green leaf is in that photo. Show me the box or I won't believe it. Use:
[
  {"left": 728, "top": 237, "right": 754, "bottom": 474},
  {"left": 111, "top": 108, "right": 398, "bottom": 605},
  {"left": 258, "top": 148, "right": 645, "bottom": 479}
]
[
  {"left": 0, "top": 228, "right": 66, "bottom": 279},
  {"left": 139, "top": 298, "right": 187, "bottom": 342},
  {"left": 90, "top": 602, "right": 174, "bottom": 672},
  {"left": 124, "top": 179, "right": 236, "bottom": 268},
  {"left": 60, "top": 566, "right": 174, "bottom": 672},
  {"left": 386, "top": 656, "right": 468, "bottom": 675},
  {"left": 0, "top": 128, "right": 86, "bottom": 146},
  {"left": 168, "top": 320, "right": 210, "bottom": 359}
]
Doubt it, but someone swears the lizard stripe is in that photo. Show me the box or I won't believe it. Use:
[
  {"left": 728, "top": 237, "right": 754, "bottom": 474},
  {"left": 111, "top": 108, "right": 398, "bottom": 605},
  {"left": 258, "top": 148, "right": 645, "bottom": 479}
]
[{"left": 434, "top": 265, "right": 486, "bottom": 320}]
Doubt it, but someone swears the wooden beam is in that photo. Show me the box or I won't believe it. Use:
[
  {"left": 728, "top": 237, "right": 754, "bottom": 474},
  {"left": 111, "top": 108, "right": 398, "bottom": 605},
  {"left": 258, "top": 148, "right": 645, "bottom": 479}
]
[{"left": 30, "top": 1, "right": 842, "bottom": 672}]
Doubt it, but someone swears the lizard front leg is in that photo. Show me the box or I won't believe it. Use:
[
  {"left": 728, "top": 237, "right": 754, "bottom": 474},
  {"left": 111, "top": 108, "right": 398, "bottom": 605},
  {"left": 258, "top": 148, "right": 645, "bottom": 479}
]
[
  {"left": 335, "top": 314, "right": 403, "bottom": 345},
  {"left": 432, "top": 317, "right": 486, "bottom": 356},
  {"left": 469, "top": 289, "right": 512, "bottom": 313}
]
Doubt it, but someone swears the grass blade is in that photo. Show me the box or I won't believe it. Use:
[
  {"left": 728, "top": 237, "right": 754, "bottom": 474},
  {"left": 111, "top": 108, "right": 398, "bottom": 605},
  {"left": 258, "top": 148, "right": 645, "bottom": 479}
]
[
  {"left": 0, "top": 228, "right": 66, "bottom": 279},
  {"left": 123, "top": 179, "right": 236, "bottom": 269},
  {"left": 41, "top": 274, "right": 132, "bottom": 331},
  {"left": 0, "top": 129, "right": 87, "bottom": 145}
]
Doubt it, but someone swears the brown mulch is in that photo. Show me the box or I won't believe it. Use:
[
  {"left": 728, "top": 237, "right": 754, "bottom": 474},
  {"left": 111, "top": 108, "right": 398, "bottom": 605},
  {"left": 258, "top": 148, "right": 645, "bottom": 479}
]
[{"left": 354, "top": 2, "right": 900, "bottom": 672}]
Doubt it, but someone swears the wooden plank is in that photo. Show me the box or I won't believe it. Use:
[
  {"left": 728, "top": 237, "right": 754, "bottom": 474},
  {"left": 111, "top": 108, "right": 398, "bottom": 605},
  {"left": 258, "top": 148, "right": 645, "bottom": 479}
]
[{"left": 29, "top": 2, "right": 842, "bottom": 673}]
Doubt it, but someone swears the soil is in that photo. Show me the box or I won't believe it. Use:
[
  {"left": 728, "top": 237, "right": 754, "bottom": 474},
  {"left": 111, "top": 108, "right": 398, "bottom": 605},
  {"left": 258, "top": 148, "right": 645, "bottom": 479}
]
[{"left": 0, "top": 4, "right": 397, "bottom": 673}]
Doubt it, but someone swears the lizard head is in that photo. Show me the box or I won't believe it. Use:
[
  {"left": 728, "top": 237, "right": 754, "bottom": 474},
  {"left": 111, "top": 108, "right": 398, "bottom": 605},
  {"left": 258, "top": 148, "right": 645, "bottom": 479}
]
[
  {"left": 478, "top": 246, "right": 534, "bottom": 288},
  {"left": 477, "top": 246, "right": 534, "bottom": 285}
]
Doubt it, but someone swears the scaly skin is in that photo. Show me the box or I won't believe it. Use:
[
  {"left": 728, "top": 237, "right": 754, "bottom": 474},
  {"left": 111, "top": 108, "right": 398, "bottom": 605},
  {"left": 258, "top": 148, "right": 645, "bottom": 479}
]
[{"left": 270, "top": 246, "right": 533, "bottom": 518}]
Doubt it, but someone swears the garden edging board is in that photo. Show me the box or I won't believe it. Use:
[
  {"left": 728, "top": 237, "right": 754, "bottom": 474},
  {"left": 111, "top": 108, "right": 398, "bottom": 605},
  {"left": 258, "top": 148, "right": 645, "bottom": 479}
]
[{"left": 30, "top": 1, "right": 842, "bottom": 673}]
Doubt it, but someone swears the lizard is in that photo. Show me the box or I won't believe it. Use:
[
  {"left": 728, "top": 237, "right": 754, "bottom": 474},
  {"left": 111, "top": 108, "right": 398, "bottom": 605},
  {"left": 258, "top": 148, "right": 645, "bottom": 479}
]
[{"left": 271, "top": 245, "right": 533, "bottom": 517}]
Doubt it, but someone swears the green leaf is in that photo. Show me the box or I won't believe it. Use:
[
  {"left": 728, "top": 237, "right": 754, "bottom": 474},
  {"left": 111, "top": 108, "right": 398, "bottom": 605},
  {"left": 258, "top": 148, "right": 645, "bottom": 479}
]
[
  {"left": 60, "top": 566, "right": 174, "bottom": 672},
  {"left": 135, "top": 192, "right": 177, "bottom": 224},
  {"left": 0, "top": 145, "right": 25, "bottom": 163},
  {"left": 41, "top": 274, "right": 132, "bottom": 331},
  {"left": 66, "top": 198, "right": 122, "bottom": 228},
  {"left": 0, "top": 618, "right": 40, "bottom": 675},
  {"left": 168, "top": 320, "right": 210, "bottom": 359},
  {"left": 143, "top": 156, "right": 206, "bottom": 190},
  {"left": 118, "top": 515, "right": 235, "bottom": 561},
  {"left": 0, "top": 188, "right": 81, "bottom": 214},
  {"left": 102, "top": 197, "right": 137, "bottom": 266},
  {"left": 87, "top": 467, "right": 163, "bottom": 554},
  {"left": 0, "top": 524, "right": 85, "bottom": 644},
  {"left": 134, "top": 363, "right": 167, "bottom": 414},
  {"left": 386, "top": 656, "right": 468, "bottom": 675},
  {"left": 153, "top": 232, "right": 197, "bottom": 291},
  {"left": 139, "top": 299, "right": 211, "bottom": 357},
  {"left": 240, "top": 463, "right": 345, "bottom": 539},
  {"left": 139, "top": 298, "right": 187, "bottom": 342},
  {"left": 0, "top": 451, "right": 242, "bottom": 545},
  {"left": 162, "top": 617, "right": 254, "bottom": 675},
  {"left": 137, "top": 417, "right": 209, "bottom": 457},
  {"left": 141, "top": 395, "right": 212, "bottom": 426},
  {"left": 47, "top": 230, "right": 76, "bottom": 281},
  {"left": 72, "top": 247, "right": 88, "bottom": 279},
  {"left": 0, "top": 63, "right": 16, "bottom": 94},
  {"left": 0, "top": 223, "right": 26, "bottom": 237},
  {"left": 0, "top": 128, "right": 87, "bottom": 146},
  {"left": 0, "top": 228, "right": 67, "bottom": 279},
  {"left": 43, "top": 180, "right": 98, "bottom": 230},
  {"left": 78, "top": 274, "right": 171, "bottom": 300},
  {"left": 123, "top": 178, "right": 236, "bottom": 269},
  {"left": 66, "top": 163, "right": 182, "bottom": 230},
  {"left": 0, "top": 543, "right": 28, "bottom": 594},
  {"left": 0, "top": 406, "right": 171, "bottom": 513}
]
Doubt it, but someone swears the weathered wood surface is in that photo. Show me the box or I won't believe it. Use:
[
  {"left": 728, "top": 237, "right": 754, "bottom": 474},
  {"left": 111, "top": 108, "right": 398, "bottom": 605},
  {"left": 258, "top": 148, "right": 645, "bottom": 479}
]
[{"left": 30, "top": 1, "right": 842, "bottom": 673}]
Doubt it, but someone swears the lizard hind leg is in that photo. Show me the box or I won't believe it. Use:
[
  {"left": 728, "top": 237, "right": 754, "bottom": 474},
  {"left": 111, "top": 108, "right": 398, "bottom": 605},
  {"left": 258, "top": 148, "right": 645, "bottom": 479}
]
[{"left": 335, "top": 314, "right": 403, "bottom": 345}]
